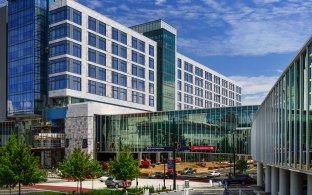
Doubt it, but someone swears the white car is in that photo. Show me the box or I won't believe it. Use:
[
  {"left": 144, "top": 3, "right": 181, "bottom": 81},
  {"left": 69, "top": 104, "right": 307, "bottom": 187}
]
[
  {"left": 99, "top": 176, "right": 109, "bottom": 182},
  {"left": 208, "top": 171, "right": 221, "bottom": 177}
]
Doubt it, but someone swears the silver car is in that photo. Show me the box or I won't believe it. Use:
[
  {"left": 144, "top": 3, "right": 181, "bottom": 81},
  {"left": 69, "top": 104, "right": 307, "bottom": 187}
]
[{"left": 105, "top": 177, "right": 132, "bottom": 188}]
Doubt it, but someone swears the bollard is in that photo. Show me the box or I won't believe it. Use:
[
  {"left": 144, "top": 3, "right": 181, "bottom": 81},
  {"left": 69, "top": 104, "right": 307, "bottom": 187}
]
[{"left": 209, "top": 179, "right": 213, "bottom": 187}]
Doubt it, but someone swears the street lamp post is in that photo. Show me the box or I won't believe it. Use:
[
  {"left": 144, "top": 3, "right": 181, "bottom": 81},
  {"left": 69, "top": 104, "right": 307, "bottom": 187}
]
[
  {"left": 163, "top": 157, "right": 166, "bottom": 189},
  {"left": 172, "top": 118, "right": 176, "bottom": 190},
  {"left": 232, "top": 131, "right": 236, "bottom": 176}
]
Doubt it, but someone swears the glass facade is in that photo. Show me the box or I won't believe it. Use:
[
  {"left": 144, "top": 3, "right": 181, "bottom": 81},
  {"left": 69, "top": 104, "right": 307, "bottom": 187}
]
[
  {"left": 7, "top": 0, "right": 48, "bottom": 116},
  {"left": 252, "top": 38, "right": 312, "bottom": 172},
  {"left": 95, "top": 105, "right": 258, "bottom": 161},
  {"left": 143, "top": 29, "right": 176, "bottom": 111}
]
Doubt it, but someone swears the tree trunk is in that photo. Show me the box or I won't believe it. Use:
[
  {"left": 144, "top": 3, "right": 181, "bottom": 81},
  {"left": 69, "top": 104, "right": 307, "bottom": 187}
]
[
  {"left": 80, "top": 180, "right": 82, "bottom": 194},
  {"left": 18, "top": 183, "right": 21, "bottom": 195}
]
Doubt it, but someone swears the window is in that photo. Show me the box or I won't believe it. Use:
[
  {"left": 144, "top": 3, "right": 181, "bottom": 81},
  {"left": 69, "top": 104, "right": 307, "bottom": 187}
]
[
  {"left": 82, "top": 139, "right": 88, "bottom": 148},
  {"left": 149, "top": 45, "right": 154, "bottom": 56},
  {"left": 149, "top": 58, "right": 154, "bottom": 69},
  {"left": 149, "top": 95, "right": 154, "bottom": 107},
  {"left": 73, "top": 26, "right": 81, "bottom": 41},
  {"left": 98, "top": 53, "right": 106, "bottom": 65},
  {"left": 112, "top": 72, "right": 127, "bottom": 86},
  {"left": 132, "top": 51, "right": 137, "bottom": 62},
  {"left": 184, "top": 62, "right": 193, "bottom": 73},
  {"left": 138, "top": 54, "right": 145, "bottom": 65},
  {"left": 177, "top": 58, "right": 182, "bottom": 68},
  {"left": 88, "top": 65, "right": 96, "bottom": 78},
  {"left": 132, "top": 91, "right": 145, "bottom": 104},
  {"left": 49, "top": 41, "right": 68, "bottom": 57},
  {"left": 205, "top": 72, "right": 212, "bottom": 81},
  {"left": 112, "top": 43, "right": 118, "bottom": 55},
  {"left": 132, "top": 37, "right": 137, "bottom": 49},
  {"left": 139, "top": 41, "right": 145, "bottom": 52},
  {"left": 98, "top": 37, "right": 106, "bottom": 51},
  {"left": 99, "top": 22, "right": 106, "bottom": 35},
  {"left": 112, "top": 57, "right": 127, "bottom": 72},
  {"left": 149, "top": 70, "right": 154, "bottom": 81},
  {"left": 73, "top": 10, "right": 81, "bottom": 25},
  {"left": 88, "top": 32, "right": 96, "bottom": 47},
  {"left": 195, "top": 67, "right": 203, "bottom": 77},
  {"left": 88, "top": 80, "right": 96, "bottom": 94},
  {"left": 99, "top": 68, "right": 106, "bottom": 81},
  {"left": 120, "top": 46, "right": 127, "bottom": 58},
  {"left": 184, "top": 72, "right": 193, "bottom": 83},
  {"left": 177, "top": 81, "right": 181, "bottom": 90},
  {"left": 149, "top": 83, "right": 154, "bottom": 94},
  {"left": 132, "top": 78, "right": 145, "bottom": 91},
  {"left": 177, "top": 70, "right": 181, "bottom": 79},
  {"left": 72, "top": 60, "right": 81, "bottom": 74},
  {"left": 98, "top": 83, "right": 105, "bottom": 96},
  {"left": 112, "top": 86, "right": 127, "bottom": 100},
  {"left": 120, "top": 32, "right": 127, "bottom": 44},
  {"left": 71, "top": 76, "right": 81, "bottom": 91},
  {"left": 73, "top": 43, "right": 81, "bottom": 58},
  {"left": 178, "top": 92, "right": 181, "bottom": 101},
  {"left": 132, "top": 64, "right": 145, "bottom": 78},
  {"left": 195, "top": 77, "right": 203, "bottom": 87},
  {"left": 50, "top": 23, "right": 68, "bottom": 40},
  {"left": 88, "top": 16, "right": 96, "bottom": 31},
  {"left": 88, "top": 49, "right": 96, "bottom": 63},
  {"left": 112, "top": 28, "right": 118, "bottom": 41}
]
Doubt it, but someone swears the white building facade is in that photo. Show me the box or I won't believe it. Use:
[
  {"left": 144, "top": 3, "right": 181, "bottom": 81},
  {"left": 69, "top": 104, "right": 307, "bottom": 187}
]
[
  {"left": 176, "top": 53, "right": 242, "bottom": 110},
  {"left": 48, "top": 0, "right": 157, "bottom": 112}
]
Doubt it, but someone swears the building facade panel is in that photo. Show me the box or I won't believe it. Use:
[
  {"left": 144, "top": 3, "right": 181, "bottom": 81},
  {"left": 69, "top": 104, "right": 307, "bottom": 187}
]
[
  {"left": 48, "top": 0, "right": 157, "bottom": 112},
  {"left": 95, "top": 105, "right": 258, "bottom": 161},
  {"left": 251, "top": 36, "right": 312, "bottom": 173},
  {"left": 176, "top": 53, "right": 242, "bottom": 110},
  {"left": 0, "top": 6, "right": 7, "bottom": 120}
]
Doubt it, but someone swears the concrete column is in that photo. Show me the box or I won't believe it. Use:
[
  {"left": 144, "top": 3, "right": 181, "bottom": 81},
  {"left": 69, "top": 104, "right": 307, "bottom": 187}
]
[
  {"left": 257, "top": 162, "right": 263, "bottom": 187},
  {"left": 290, "top": 171, "right": 303, "bottom": 195},
  {"left": 265, "top": 165, "right": 271, "bottom": 193},
  {"left": 156, "top": 152, "right": 161, "bottom": 163},
  {"left": 307, "top": 174, "right": 312, "bottom": 195},
  {"left": 41, "top": 151, "right": 45, "bottom": 167},
  {"left": 279, "top": 168, "right": 289, "bottom": 195},
  {"left": 168, "top": 152, "right": 172, "bottom": 160},
  {"left": 138, "top": 152, "right": 142, "bottom": 166},
  {"left": 271, "top": 167, "right": 279, "bottom": 195}
]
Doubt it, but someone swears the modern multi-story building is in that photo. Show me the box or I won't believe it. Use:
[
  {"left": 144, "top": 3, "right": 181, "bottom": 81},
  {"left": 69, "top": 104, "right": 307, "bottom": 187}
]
[
  {"left": 176, "top": 53, "right": 242, "bottom": 110},
  {"left": 7, "top": 0, "right": 48, "bottom": 117},
  {"left": 48, "top": 0, "right": 157, "bottom": 112},
  {"left": 0, "top": 6, "right": 7, "bottom": 121},
  {"left": 251, "top": 36, "right": 312, "bottom": 195},
  {"left": 0, "top": 0, "right": 243, "bottom": 167}
]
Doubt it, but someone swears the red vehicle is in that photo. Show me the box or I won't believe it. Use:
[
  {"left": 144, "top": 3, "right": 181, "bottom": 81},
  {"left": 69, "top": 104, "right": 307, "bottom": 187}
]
[{"left": 140, "top": 159, "right": 151, "bottom": 168}]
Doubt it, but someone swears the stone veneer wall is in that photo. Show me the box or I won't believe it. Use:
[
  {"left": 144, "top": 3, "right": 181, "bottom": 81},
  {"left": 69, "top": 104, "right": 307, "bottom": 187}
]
[{"left": 65, "top": 116, "right": 95, "bottom": 157}]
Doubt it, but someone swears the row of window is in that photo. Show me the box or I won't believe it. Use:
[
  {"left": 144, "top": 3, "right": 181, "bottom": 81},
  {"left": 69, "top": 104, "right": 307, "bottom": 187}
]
[
  {"left": 49, "top": 74, "right": 81, "bottom": 91},
  {"left": 112, "top": 42, "right": 127, "bottom": 59},
  {"left": 88, "top": 80, "right": 106, "bottom": 96},
  {"left": 88, "top": 48, "right": 106, "bottom": 65},
  {"left": 50, "top": 58, "right": 81, "bottom": 74},
  {"left": 112, "top": 57, "right": 127, "bottom": 72},
  {"left": 50, "top": 40, "right": 81, "bottom": 58},
  {"left": 132, "top": 78, "right": 145, "bottom": 92},
  {"left": 132, "top": 51, "right": 145, "bottom": 65},
  {"left": 88, "top": 32, "right": 106, "bottom": 51},
  {"left": 88, "top": 64, "right": 106, "bottom": 81},
  {"left": 112, "top": 27, "right": 127, "bottom": 45},
  {"left": 50, "top": 6, "right": 81, "bottom": 25},
  {"left": 88, "top": 16, "right": 106, "bottom": 36},
  {"left": 50, "top": 23, "right": 81, "bottom": 42}
]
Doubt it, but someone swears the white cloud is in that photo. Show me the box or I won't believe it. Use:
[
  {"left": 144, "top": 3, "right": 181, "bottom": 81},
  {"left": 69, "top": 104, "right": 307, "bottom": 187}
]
[
  {"left": 155, "top": 0, "right": 166, "bottom": 5},
  {"left": 253, "top": 0, "right": 281, "bottom": 4},
  {"left": 87, "top": 0, "right": 103, "bottom": 9},
  {"left": 229, "top": 75, "right": 278, "bottom": 105}
]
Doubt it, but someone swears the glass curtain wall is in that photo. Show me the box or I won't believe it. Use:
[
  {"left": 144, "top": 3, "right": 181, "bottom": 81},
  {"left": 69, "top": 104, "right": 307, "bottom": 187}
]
[
  {"left": 252, "top": 39, "right": 312, "bottom": 172},
  {"left": 7, "top": 0, "right": 48, "bottom": 116},
  {"left": 95, "top": 105, "right": 258, "bottom": 161}
]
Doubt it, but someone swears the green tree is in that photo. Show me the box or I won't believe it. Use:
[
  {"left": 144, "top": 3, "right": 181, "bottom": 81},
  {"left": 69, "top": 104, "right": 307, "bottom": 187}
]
[
  {"left": 0, "top": 135, "right": 46, "bottom": 195},
  {"left": 58, "top": 148, "right": 102, "bottom": 193},
  {"left": 108, "top": 147, "right": 139, "bottom": 180},
  {"left": 235, "top": 159, "right": 248, "bottom": 173}
]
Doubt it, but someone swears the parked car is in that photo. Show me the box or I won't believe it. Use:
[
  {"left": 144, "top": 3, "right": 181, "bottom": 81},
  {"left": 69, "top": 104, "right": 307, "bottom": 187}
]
[
  {"left": 105, "top": 177, "right": 132, "bottom": 188},
  {"left": 207, "top": 170, "right": 221, "bottom": 177},
  {"left": 99, "top": 176, "right": 109, "bottom": 182},
  {"left": 148, "top": 172, "right": 167, "bottom": 179},
  {"left": 222, "top": 174, "right": 254, "bottom": 186},
  {"left": 180, "top": 167, "right": 196, "bottom": 175}
]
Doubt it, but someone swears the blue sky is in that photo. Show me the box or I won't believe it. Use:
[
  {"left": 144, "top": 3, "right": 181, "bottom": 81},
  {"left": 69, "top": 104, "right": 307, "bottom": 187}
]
[{"left": 2, "top": 0, "right": 311, "bottom": 105}]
